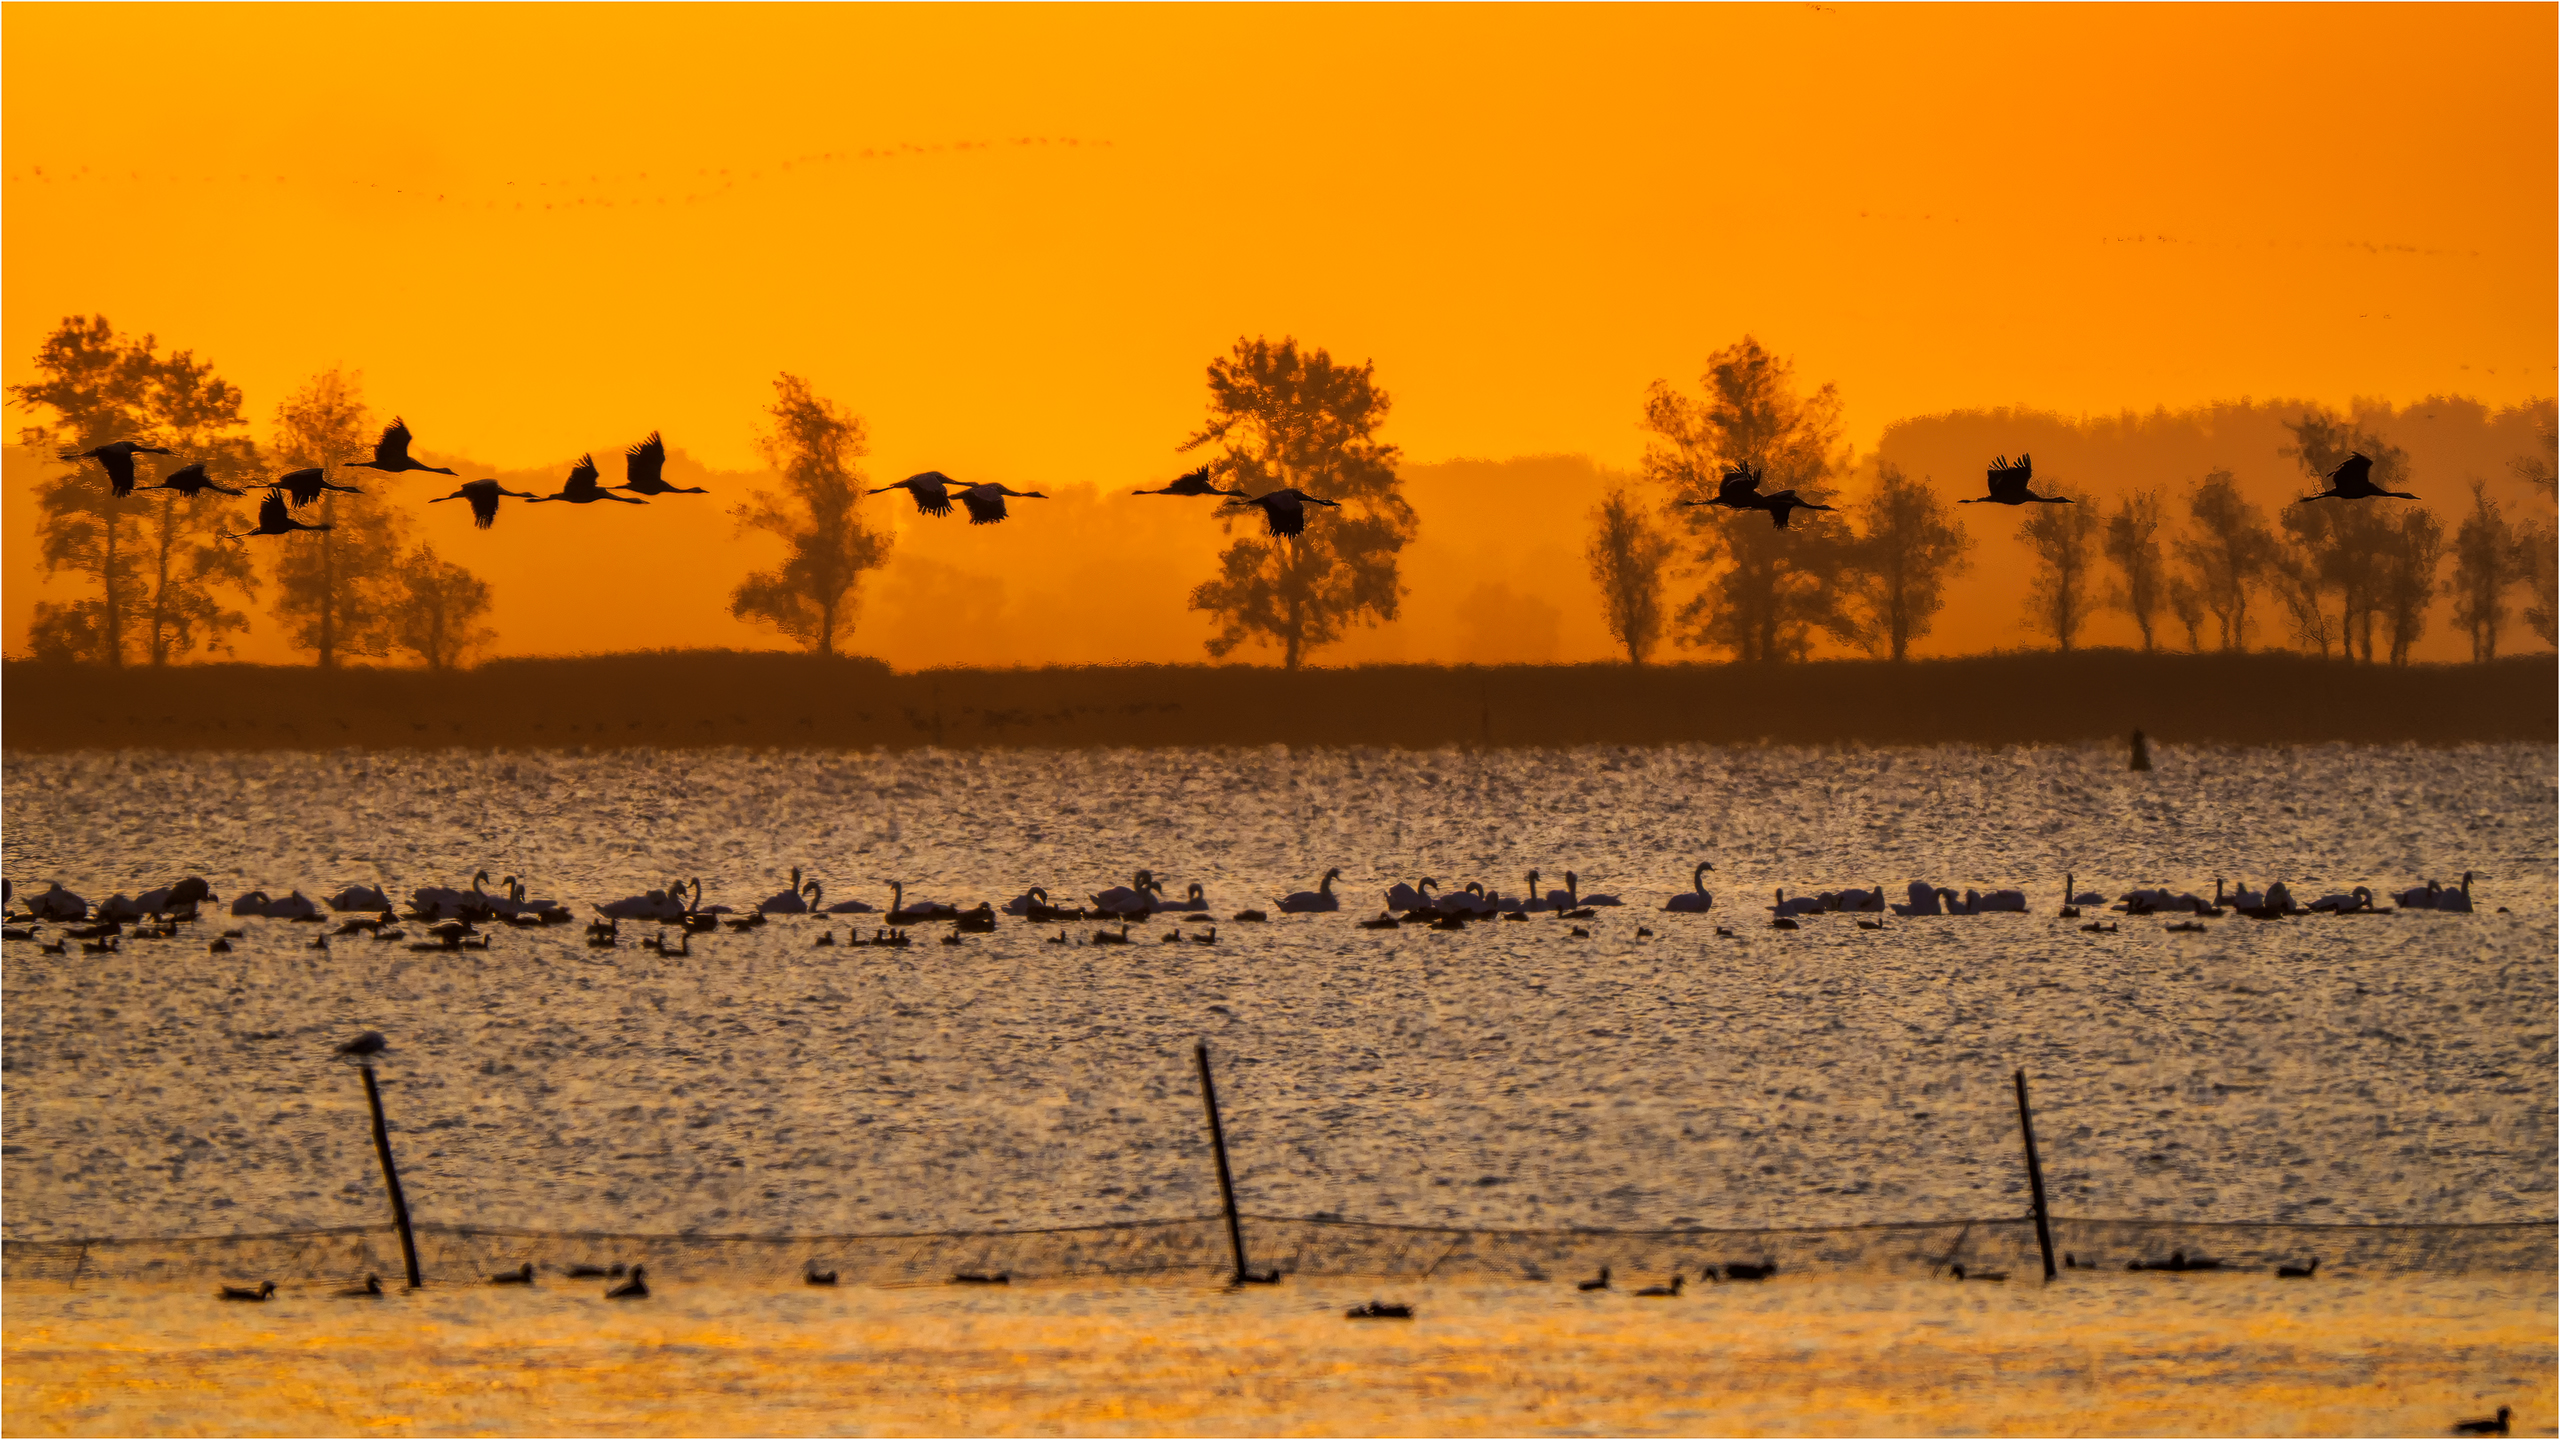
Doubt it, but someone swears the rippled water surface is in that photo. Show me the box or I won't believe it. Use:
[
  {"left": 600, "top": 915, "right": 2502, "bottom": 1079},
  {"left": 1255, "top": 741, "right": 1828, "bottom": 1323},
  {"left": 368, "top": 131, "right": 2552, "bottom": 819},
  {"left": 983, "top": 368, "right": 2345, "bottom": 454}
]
[{"left": 6, "top": 741, "right": 2551, "bottom": 1244}]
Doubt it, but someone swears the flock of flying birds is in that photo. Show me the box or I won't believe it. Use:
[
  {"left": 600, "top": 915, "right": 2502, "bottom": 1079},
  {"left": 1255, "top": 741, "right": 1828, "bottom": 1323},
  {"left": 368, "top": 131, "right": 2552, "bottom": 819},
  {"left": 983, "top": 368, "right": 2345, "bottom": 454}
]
[
  {"left": 60, "top": 422, "right": 2418, "bottom": 545},
  {"left": 55, "top": 420, "right": 1348, "bottom": 542}
]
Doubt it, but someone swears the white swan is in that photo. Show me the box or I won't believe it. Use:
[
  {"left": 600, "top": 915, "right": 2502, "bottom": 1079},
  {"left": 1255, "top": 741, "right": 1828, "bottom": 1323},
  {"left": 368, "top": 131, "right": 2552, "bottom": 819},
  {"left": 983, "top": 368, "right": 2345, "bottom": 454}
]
[
  {"left": 329, "top": 884, "right": 391, "bottom": 913},
  {"left": 1090, "top": 869, "right": 1164, "bottom": 918},
  {"left": 1663, "top": 862, "right": 1716, "bottom": 913},
  {"left": 2309, "top": 886, "right": 2374, "bottom": 913},
  {"left": 95, "top": 893, "right": 149, "bottom": 921},
  {"left": 1000, "top": 886, "right": 1051, "bottom": 917},
  {"left": 1827, "top": 884, "right": 1886, "bottom": 913},
  {"left": 1159, "top": 882, "right": 1211, "bottom": 913},
  {"left": 1771, "top": 888, "right": 1825, "bottom": 918},
  {"left": 599, "top": 880, "right": 689, "bottom": 921},
  {"left": 27, "top": 883, "right": 88, "bottom": 921},
  {"left": 231, "top": 890, "right": 274, "bottom": 918},
  {"left": 756, "top": 869, "right": 818, "bottom": 914},
  {"left": 2432, "top": 872, "right": 2475, "bottom": 913},
  {"left": 1276, "top": 868, "right": 1342, "bottom": 914},
  {"left": 1439, "top": 883, "right": 1498, "bottom": 916},
  {"left": 1889, "top": 881, "right": 1943, "bottom": 917},
  {"left": 1971, "top": 889, "right": 2028, "bottom": 913},
  {"left": 264, "top": 891, "right": 320, "bottom": 920},
  {"left": 1383, "top": 878, "right": 1434, "bottom": 913}
]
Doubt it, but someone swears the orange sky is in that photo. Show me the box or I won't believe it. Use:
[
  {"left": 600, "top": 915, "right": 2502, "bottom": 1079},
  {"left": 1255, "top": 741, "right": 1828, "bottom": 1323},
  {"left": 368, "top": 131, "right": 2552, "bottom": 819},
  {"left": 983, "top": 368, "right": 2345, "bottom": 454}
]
[{"left": 4, "top": 3, "right": 2553, "bottom": 668}]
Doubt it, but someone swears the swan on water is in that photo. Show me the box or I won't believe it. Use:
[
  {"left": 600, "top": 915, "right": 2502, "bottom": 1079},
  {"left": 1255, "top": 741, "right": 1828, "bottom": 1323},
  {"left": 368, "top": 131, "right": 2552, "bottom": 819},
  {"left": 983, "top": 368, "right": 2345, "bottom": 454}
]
[
  {"left": 1889, "top": 881, "right": 1943, "bottom": 917},
  {"left": 1090, "top": 870, "right": 1165, "bottom": 918},
  {"left": 756, "top": 869, "right": 819, "bottom": 914},
  {"left": 329, "top": 884, "right": 391, "bottom": 913},
  {"left": 1276, "top": 869, "right": 1343, "bottom": 914},
  {"left": 1663, "top": 862, "right": 1716, "bottom": 913},
  {"left": 1159, "top": 882, "right": 1211, "bottom": 913}
]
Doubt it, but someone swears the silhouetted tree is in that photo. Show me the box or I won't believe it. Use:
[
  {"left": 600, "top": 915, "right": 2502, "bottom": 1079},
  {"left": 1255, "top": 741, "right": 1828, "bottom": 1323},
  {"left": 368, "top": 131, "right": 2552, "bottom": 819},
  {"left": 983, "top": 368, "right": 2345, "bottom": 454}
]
[
  {"left": 2175, "top": 471, "right": 2276, "bottom": 651},
  {"left": 1847, "top": 464, "right": 1968, "bottom": 661},
  {"left": 2510, "top": 398, "right": 2556, "bottom": 492},
  {"left": 2019, "top": 493, "right": 2101, "bottom": 651},
  {"left": 2451, "top": 481, "right": 2530, "bottom": 661},
  {"left": 2165, "top": 575, "right": 2207, "bottom": 652},
  {"left": 2377, "top": 507, "right": 2445, "bottom": 666},
  {"left": 2266, "top": 545, "right": 2337, "bottom": 657},
  {"left": 2100, "top": 489, "right": 2168, "bottom": 651},
  {"left": 1585, "top": 485, "right": 1674, "bottom": 665},
  {"left": 1185, "top": 337, "right": 1413, "bottom": 669},
  {"left": 268, "top": 368, "right": 410, "bottom": 666},
  {"left": 729, "top": 373, "right": 892, "bottom": 656},
  {"left": 387, "top": 544, "right": 495, "bottom": 669},
  {"left": 1642, "top": 336, "right": 1857, "bottom": 662},
  {"left": 10, "top": 315, "right": 260, "bottom": 665}
]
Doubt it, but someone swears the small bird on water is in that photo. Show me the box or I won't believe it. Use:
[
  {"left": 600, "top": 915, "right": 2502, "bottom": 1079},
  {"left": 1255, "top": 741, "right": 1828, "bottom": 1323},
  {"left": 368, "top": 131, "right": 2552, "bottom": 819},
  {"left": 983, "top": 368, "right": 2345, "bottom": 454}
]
[
  {"left": 336, "top": 1031, "right": 388, "bottom": 1060},
  {"left": 488, "top": 1263, "right": 535, "bottom": 1286},
  {"left": 606, "top": 1265, "right": 650, "bottom": 1299},
  {"left": 2452, "top": 1406, "right": 2511, "bottom": 1436}
]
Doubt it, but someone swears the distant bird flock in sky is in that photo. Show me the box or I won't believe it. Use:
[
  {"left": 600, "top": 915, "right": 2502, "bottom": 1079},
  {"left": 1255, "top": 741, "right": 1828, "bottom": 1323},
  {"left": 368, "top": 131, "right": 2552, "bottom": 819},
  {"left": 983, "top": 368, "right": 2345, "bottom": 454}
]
[{"left": 62, "top": 418, "right": 2421, "bottom": 546}]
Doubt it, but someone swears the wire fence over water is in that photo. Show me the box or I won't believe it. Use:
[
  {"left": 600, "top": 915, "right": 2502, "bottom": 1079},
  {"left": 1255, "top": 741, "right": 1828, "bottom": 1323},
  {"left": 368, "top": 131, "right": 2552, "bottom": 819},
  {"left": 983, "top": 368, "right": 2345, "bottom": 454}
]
[{"left": 6, "top": 1215, "right": 2549, "bottom": 1292}]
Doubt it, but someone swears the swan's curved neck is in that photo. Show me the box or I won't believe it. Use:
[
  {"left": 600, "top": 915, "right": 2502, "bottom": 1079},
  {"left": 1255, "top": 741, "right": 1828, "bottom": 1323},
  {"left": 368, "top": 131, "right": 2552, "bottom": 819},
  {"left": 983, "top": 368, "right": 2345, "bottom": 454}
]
[{"left": 1694, "top": 863, "right": 1710, "bottom": 895}]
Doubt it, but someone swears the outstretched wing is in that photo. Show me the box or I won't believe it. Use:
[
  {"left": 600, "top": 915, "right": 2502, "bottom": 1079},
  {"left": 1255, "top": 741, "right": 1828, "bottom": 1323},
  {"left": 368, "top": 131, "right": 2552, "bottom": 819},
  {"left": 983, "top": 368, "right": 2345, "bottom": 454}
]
[
  {"left": 959, "top": 488, "right": 1009, "bottom": 525},
  {"left": 2329, "top": 452, "right": 2372, "bottom": 490},
  {"left": 1987, "top": 452, "right": 2033, "bottom": 495},
  {"left": 164, "top": 462, "right": 210, "bottom": 493},
  {"left": 278, "top": 467, "right": 325, "bottom": 506},
  {"left": 567, "top": 454, "right": 600, "bottom": 495},
  {"left": 903, "top": 472, "right": 956, "bottom": 516},
  {"left": 258, "top": 489, "right": 291, "bottom": 530},
  {"left": 375, "top": 418, "right": 415, "bottom": 465},
  {"left": 1717, "top": 463, "right": 1764, "bottom": 503},
  {"left": 465, "top": 479, "right": 501, "bottom": 528},
  {"left": 627, "top": 431, "right": 666, "bottom": 487},
  {"left": 1261, "top": 495, "right": 1307, "bottom": 537}
]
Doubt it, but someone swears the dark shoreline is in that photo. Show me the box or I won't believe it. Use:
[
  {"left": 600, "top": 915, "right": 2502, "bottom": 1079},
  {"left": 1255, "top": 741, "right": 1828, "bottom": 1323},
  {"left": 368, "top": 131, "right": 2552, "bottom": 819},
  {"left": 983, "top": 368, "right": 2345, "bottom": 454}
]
[{"left": 3, "top": 652, "right": 2550, "bottom": 751}]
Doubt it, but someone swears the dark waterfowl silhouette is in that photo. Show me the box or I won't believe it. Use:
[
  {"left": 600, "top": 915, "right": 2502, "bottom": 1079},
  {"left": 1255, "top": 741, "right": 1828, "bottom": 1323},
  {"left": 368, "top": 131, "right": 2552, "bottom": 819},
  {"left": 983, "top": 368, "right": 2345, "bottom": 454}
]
[
  {"left": 139, "top": 462, "right": 244, "bottom": 498},
  {"left": 951, "top": 1271, "right": 1010, "bottom": 1285},
  {"left": 1190, "top": 927, "right": 1217, "bottom": 944},
  {"left": 1948, "top": 1264, "right": 2007, "bottom": 1281},
  {"left": 1133, "top": 464, "right": 1234, "bottom": 497},
  {"left": 2275, "top": 1257, "right": 2319, "bottom": 1278},
  {"left": 1345, "top": 1300, "right": 1412, "bottom": 1318},
  {"left": 1277, "top": 869, "right": 1344, "bottom": 914},
  {"left": 1723, "top": 1261, "right": 1778, "bottom": 1281},
  {"left": 1577, "top": 1267, "right": 1611, "bottom": 1292},
  {"left": 1634, "top": 1274, "right": 1685, "bottom": 1297},
  {"left": 529, "top": 455, "right": 644, "bottom": 505},
  {"left": 2126, "top": 1251, "right": 2220, "bottom": 1273},
  {"left": 1092, "top": 924, "right": 1133, "bottom": 945},
  {"left": 565, "top": 1263, "right": 626, "bottom": 1279},
  {"left": 954, "top": 482, "right": 1048, "bottom": 525},
  {"left": 614, "top": 432, "right": 707, "bottom": 496},
  {"left": 431, "top": 478, "right": 541, "bottom": 529},
  {"left": 343, "top": 418, "right": 456, "bottom": 477},
  {"left": 62, "top": 440, "right": 173, "bottom": 497},
  {"left": 1959, "top": 453, "right": 2072, "bottom": 506},
  {"left": 488, "top": 1262, "right": 535, "bottom": 1285},
  {"left": 218, "top": 1280, "right": 277, "bottom": 1302},
  {"left": 2299, "top": 452, "right": 2416, "bottom": 503},
  {"left": 337, "top": 1274, "right": 384, "bottom": 1297},
  {"left": 276, "top": 467, "right": 365, "bottom": 507},
  {"left": 871, "top": 471, "right": 961, "bottom": 516},
  {"left": 1225, "top": 488, "right": 1338, "bottom": 538},
  {"left": 1231, "top": 908, "right": 1268, "bottom": 922},
  {"left": 2452, "top": 1406, "right": 2511, "bottom": 1436},
  {"left": 805, "top": 1268, "right": 839, "bottom": 1286},
  {"left": 605, "top": 1265, "right": 649, "bottom": 1299},
  {"left": 225, "top": 489, "right": 335, "bottom": 540},
  {"left": 1359, "top": 912, "right": 1402, "bottom": 931}
]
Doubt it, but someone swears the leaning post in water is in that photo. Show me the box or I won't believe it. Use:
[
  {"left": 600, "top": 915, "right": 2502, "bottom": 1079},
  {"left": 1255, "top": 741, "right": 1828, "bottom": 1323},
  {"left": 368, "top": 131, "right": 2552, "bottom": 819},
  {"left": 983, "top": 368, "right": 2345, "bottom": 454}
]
[
  {"left": 1194, "top": 1041, "right": 1254, "bottom": 1284},
  {"left": 361, "top": 1063, "right": 424, "bottom": 1288},
  {"left": 2013, "top": 1067, "right": 2059, "bottom": 1282}
]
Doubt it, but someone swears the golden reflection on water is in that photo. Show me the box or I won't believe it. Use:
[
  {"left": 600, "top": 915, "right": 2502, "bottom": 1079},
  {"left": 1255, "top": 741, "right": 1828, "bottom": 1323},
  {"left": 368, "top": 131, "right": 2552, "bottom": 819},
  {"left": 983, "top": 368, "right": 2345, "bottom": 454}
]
[{"left": 6, "top": 1274, "right": 2551, "bottom": 1437}]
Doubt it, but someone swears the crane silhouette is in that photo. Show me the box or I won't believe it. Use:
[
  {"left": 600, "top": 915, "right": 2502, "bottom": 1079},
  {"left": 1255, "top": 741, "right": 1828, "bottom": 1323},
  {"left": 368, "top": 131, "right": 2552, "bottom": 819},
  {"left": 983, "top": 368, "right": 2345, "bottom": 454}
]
[
  {"left": 138, "top": 463, "right": 243, "bottom": 498},
  {"left": 1134, "top": 465, "right": 1235, "bottom": 497},
  {"left": 528, "top": 454, "right": 646, "bottom": 504},
  {"left": 2298, "top": 452, "right": 2417, "bottom": 503},
  {"left": 1225, "top": 488, "right": 1339, "bottom": 537},
  {"left": 431, "top": 478, "right": 541, "bottom": 528},
  {"left": 954, "top": 482, "right": 1048, "bottom": 525},
  {"left": 61, "top": 441, "right": 173, "bottom": 498},
  {"left": 1754, "top": 488, "right": 1837, "bottom": 528},
  {"left": 224, "top": 489, "right": 335, "bottom": 540},
  {"left": 1681, "top": 462, "right": 1771, "bottom": 514},
  {"left": 342, "top": 418, "right": 458, "bottom": 476},
  {"left": 614, "top": 432, "right": 709, "bottom": 495},
  {"left": 870, "top": 471, "right": 961, "bottom": 516},
  {"left": 1959, "top": 453, "right": 2073, "bottom": 505},
  {"left": 275, "top": 467, "right": 365, "bottom": 507}
]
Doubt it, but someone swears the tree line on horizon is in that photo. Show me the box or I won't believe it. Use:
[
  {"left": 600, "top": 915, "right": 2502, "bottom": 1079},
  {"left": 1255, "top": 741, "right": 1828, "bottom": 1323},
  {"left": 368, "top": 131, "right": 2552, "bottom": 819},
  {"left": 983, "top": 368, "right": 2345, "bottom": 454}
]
[{"left": 9, "top": 315, "right": 2555, "bottom": 671}]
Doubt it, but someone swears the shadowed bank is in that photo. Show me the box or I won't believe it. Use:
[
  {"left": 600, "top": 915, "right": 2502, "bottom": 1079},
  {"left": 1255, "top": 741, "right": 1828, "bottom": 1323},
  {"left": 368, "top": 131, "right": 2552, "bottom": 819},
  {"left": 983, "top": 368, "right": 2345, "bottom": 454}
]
[{"left": 2, "top": 650, "right": 2549, "bottom": 751}]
